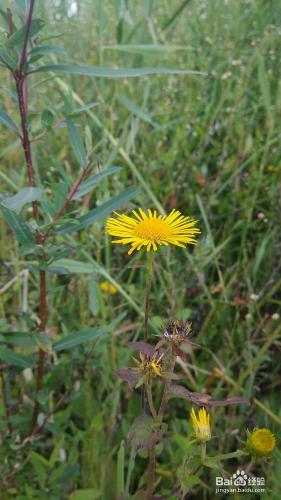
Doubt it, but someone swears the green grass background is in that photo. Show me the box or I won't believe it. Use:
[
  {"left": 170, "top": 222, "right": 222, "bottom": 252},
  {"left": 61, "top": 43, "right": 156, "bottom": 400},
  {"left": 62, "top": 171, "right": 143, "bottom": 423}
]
[{"left": 0, "top": 0, "right": 280, "bottom": 498}]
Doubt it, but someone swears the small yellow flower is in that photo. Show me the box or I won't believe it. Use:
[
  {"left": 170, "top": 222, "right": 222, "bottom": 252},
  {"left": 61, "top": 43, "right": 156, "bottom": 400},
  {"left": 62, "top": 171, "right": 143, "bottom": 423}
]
[
  {"left": 246, "top": 428, "right": 276, "bottom": 457},
  {"left": 150, "top": 359, "right": 162, "bottom": 377},
  {"left": 191, "top": 407, "right": 211, "bottom": 442},
  {"left": 106, "top": 208, "right": 200, "bottom": 255},
  {"left": 99, "top": 281, "right": 117, "bottom": 295}
]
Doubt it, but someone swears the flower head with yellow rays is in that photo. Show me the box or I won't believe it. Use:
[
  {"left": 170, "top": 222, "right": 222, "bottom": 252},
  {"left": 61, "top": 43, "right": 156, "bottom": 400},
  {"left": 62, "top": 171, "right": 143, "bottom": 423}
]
[
  {"left": 246, "top": 428, "right": 276, "bottom": 457},
  {"left": 191, "top": 407, "right": 211, "bottom": 442},
  {"left": 106, "top": 208, "right": 200, "bottom": 255}
]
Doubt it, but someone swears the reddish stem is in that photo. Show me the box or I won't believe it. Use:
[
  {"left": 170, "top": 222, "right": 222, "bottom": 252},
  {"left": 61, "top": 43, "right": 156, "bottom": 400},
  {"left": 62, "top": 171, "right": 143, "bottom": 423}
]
[
  {"left": 14, "top": 0, "right": 47, "bottom": 434},
  {"left": 19, "top": 0, "right": 35, "bottom": 75}
]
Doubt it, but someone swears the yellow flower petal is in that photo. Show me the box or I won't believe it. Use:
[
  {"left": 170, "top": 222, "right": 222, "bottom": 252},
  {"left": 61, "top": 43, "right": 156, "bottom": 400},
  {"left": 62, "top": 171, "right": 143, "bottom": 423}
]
[{"left": 106, "top": 208, "right": 200, "bottom": 255}]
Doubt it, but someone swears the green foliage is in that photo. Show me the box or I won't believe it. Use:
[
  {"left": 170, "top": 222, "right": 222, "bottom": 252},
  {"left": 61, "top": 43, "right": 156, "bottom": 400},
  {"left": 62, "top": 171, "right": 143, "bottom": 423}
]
[{"left": 0, "top": 0, "right": 280, "bottom": 498}]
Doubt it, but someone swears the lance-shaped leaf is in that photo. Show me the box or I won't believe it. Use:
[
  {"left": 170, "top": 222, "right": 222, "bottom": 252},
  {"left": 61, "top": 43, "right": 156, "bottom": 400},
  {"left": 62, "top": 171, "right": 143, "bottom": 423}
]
[
  {"left": 0, "top": 347, "right": 35, "bottom": 369},
  {"left": 1, "top": 187, "right": 42, "bottom": 213},
  {"left": 67, "top": 120, "right": 87, "bottom": 167},
  {"left": 73, "top": 167, "right": 121, "bottom": 199},
  {"left": 0, "top": 110, "right": 18, "bottom": 133},
  {"left": 56, "top": 186, "right": 139, "bottom": 234},
  {"left": 115, "top": 369, "right": 139, "bottom": 386},
  {"left": 53, "top": 327, "right": 104, "bottom": 351},
  {"left": 168, "top": 385, "right": 249, "bottom": 407},
  {"left": 0, "top": 47, "right": 17, "bottom": 69},
  {"left": 32, "top": 64, "right": 205, "bottom": 78},
  {"left": 0, "top": 204, "right": 34, "bottom": 244},
  {"left": 127, "top": 341, "right": 156, "bottom": 357},
  {"left": 5, "top": 19, "right": 45, "bottom": 48}
]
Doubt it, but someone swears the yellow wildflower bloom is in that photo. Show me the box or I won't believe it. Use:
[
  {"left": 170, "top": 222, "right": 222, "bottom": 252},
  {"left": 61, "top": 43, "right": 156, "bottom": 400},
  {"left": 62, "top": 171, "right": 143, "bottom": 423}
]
[
  {"left": 99, "top": 281, "right": 117, "bottom": 295},
  {"left": 191, "top": 407, "right": 211, "bottom": 442},
  {"left": 246, "top": 428, "right": 276, "bottom": 457},
  {"left": 106, "top": 208, "right": 200, "bottom": 255}
]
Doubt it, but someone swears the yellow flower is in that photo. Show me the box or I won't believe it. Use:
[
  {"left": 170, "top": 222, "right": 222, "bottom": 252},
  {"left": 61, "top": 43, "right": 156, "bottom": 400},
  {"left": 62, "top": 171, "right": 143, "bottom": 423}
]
[
  {"left": 99, "top": 281, "right": 117, "bottom": 295},
  {"left": 191, "top": 407, "right": 211, "bottom": 442},
  {"left": 150, "top": 357, "right": 163, "bottom": 377},
  {"left": 246, "top": 428, "right": 276, "bottom": 457},
  {"left": 106, "top": 208, "right": 200, "bottom": 255}
]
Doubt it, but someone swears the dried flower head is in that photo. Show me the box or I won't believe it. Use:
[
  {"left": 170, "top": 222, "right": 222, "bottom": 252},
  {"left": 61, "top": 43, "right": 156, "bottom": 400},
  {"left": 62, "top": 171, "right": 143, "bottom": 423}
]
[
  {"left": 246, "top": 428, "right": 276, "bottom": 457},
  {"left": 191, "top": 407, "right": 211, "bottom": 442},
  {"left": 106, "top": 208, "right": 200, "bottom": 255},
  {"left": 163, "top": 320, "right": 192, "bottom": 344}
]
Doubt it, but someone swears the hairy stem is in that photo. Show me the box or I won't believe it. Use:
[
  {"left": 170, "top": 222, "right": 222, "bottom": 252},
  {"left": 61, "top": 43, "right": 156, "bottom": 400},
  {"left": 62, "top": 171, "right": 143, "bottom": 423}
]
[
  {"left": 142, "top": 253, "right": 154, "bottom": 414},
  {"left": 146, "top": 381, "right": 158, "bottom": 420},
  {"left": 144, "top": 252, "right": 154, "bottom": 343},
  {"left": 157, "top": 353, "right": 176, "bottom": 422},
  {"left": 146, "top": 447, "right": 156, "bottom": 499},
  {"left": 201, "top": 442, "right": 206, "bottom": 463}
]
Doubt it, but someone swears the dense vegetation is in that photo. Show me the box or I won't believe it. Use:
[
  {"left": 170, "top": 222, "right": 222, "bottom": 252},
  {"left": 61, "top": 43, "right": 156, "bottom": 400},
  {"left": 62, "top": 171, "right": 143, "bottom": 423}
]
[{"left": 0, "top": 0, "right": 280, "bottom": 498}]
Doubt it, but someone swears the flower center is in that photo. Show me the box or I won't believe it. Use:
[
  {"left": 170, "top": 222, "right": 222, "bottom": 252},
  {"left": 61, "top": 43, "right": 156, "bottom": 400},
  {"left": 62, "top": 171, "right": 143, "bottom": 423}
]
[
  {"left": 253, "top": 431, "right": 274, "bottom": 451},
  {"left": 134, "top": 218, "right": 171, "bottom": 241}
]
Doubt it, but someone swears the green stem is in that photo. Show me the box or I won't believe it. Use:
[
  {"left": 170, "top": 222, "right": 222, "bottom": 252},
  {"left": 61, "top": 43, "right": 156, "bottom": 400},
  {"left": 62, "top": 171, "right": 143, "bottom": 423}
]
[
  {"left": 144, "top": 252, "right": 154, "bottom": 343},
  {"left": 201, "top": 442, "right": 206, "bottom": 463},
  {"left": 146, "top": 381, "right": 158, "bottom": 419}
]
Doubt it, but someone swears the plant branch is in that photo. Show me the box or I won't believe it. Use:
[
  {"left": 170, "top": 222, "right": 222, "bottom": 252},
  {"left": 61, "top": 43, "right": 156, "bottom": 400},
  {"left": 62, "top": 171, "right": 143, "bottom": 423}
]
[
  {"left": 146, "top": 381, "right": 158, "bottom": 419},
  {"left": 146, "top": 447, "right": 156, "bottom": 499},
  {"left": 41, "top": 162, "right": 91, "bottom": 243},
  {"left": 19, "top": 0, "right": 35, "bottom": 75},
  {"left": 157, "top": 353, "right": 176, "bottom": 422},
  {"left": 144, "top": 252, "right": 154, "bottom": 343},
  {"left": 13, "top": 0, "right": 49, "bottom": 436}
]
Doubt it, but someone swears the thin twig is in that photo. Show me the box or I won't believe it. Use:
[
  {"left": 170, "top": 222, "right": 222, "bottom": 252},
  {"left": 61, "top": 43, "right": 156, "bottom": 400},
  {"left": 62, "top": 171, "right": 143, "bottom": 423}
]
[
  {"left": 158, "top": 354, "right": 176, "bottom": 422},
  {"left": 41, "top": 162, "right": 91, "bottom": 243},
  {"left": 0, "top": 373, "right": 12, "bottom": 433},
  {"left": 6, "top": 8, "right": 13, "bottom": 37},
  {"left": 146, "top": 382, "right": 158, "bottom": 419}
]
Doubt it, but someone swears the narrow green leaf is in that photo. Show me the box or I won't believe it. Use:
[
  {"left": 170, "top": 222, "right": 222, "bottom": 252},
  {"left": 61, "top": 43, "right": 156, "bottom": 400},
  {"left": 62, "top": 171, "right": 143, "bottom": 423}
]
[
  {"left": 57, "top": 186, "right": 139, "bottom": 234},
  {"left": 53, "top": 328, "right": 104, "bottom": 352},
  {"left": 50, "top": 259, "right": 95, "bottom": 274},
  {"left": 41, "top": 109, "right": 54, "bottom": 129},
  {"left": 33, "top": 64, "right": 205, "bottom": 78},
  {"left": 0, "top": 204, "right": 34, "bottom": 243},
  {"left": 67, "top": 102, "right": 98, "bottom": 117},
  {"left": 102, "top": 44, "right": 190, "bottom": 54},
  {"left": 73, "top": 167, "right": 121, "bottom": 199},
  {"left": 116, "top": 441, "right": 125, "bottom": 498},
  {"left": 67, "top": 120, "right": 87, "bottom": 167},
  {"left": 0, "top": 109, "right": 18, "bottom": 133},
  {"left": 88, "top": 276, "right": 100, "bottom": 316},
  {"left": 0, "top": 8, "right": 17, "bottom": 31},
  {"left": 0, "top": 347, "right": 35, "bottom": 368},
  {"left": 0, "top": 47, "right": 17, "bottom": 70},
  {"left": 28, "top": 45, "right": 66, "bottom": 57},
  {"left": 117, "top": 94, "right": 157, "bottom": 126},
  {"left": 69, "top": 490, "right": 100, "bottom": 500},
  {"left": 1, "top": 187, "right": 42, "bottom": 213},
  {"left": 0, "top": 332, "right": 36, "bottom": 347},
  {"left": 6, "top": 19, "right": 45, "bottom": 48},
  {"left": 258, "top": 56, "right": 272, "bottom": 123}
]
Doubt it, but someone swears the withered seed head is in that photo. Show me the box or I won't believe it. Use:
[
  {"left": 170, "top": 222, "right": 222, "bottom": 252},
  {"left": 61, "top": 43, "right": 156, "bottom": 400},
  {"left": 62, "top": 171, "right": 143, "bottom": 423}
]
[{"left": 163, "top": 319, "right": 192, "bottom": 344}]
